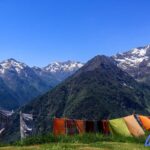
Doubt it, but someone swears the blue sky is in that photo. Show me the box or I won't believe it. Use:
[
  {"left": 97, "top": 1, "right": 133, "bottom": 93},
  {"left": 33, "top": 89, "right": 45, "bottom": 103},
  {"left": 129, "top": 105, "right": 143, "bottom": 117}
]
[{"left": 0, "top": 0, "right": 150, "bottom": 67}]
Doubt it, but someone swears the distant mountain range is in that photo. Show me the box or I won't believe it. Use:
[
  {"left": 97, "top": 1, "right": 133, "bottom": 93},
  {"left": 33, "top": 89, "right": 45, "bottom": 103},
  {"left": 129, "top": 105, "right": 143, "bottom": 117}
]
[
  {"left": 1, "top": 44, "right": 150, "bottom": 111},
  {"left": 33, "top": 60, "right": 84, "bottom": 84},
  {"left": 0, "top": 59, "right": 84, "bottom": 110}
]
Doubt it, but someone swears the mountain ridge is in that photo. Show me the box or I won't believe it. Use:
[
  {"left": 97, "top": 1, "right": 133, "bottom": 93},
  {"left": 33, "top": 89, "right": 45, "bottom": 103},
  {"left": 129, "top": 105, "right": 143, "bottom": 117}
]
[
  {"left": 0, "top": 58, "right": 84, "bottom": 109},
  {"left": 1, "top": 43, "right": 150, "bottom": 110},
  {"left": 2, "top": 53, "right": 150, "bottom": 142},
  {"left": 114, "top": 44, "right": 150, "bottom": 83}
]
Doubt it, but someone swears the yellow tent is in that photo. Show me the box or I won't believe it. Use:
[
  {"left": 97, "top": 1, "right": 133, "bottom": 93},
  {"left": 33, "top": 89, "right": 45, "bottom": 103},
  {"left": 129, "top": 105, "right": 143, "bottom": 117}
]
[{"left": 109, "top": 118, "right": 132, "bottom": 137}]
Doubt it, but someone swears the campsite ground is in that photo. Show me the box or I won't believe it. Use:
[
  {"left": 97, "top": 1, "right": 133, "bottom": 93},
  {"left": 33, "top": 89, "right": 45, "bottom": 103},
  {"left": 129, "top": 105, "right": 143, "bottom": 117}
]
[{"left": 0, "top": 142, "right": 149, "bottom": 150}]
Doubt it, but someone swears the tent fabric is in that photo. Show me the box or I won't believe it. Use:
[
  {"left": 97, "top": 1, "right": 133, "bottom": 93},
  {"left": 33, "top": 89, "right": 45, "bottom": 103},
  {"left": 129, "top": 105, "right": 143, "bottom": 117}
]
[
  {"left": 52, "top": 115, "right": 146, "bottom": 137},
  {"left": 75, "top": 120, "right": 85, "bottom": 134},
  {"left": 124, "top": 115, "right": 145, "bottom": 137},
  {"left": 97, "top": 120, "right": 110, "bottom": 134},
  {"left": 139, "top": 115, "right": 150, "bottom": 131},
  {"left": 97, "top": 121, "right": 103, "bottom": 133},
  {"left": 66, "top": 119, "right": 78, "bottom": 135},
  {"left": 53, "top": 118, "right": 66, "bottom": 136},
  {"left": 134, "top": 114, "right": 143, "bottom": 129},
  {"left": 102, "top": 120, "right": 110, "bottom": 135},
  {"left": 85, "top": 121, "right": 95, "bottom": 133},
  {"left": 109, "top": 118, "right": 132, "bottom": 137}
]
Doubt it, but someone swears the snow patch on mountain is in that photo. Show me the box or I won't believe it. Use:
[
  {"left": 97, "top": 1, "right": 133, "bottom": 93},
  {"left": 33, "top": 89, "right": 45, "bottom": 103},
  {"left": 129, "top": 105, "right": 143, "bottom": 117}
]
[
  {"left": 131, "top": 48, "right": 147, "bottom": 56},
  {"left": 113, "top": 44, "right": 150, "bottom": 82},
  {"left": 44, "top": 61, "right": 84, "bottom": 73},
  {"left": 0, "top": 58, "right": 84, "bottom": 76},
  {"left": 0, "top": 59, "right": 27, "bottom": 74},
  {"left": 114, "top": 45, "right": 150, "bottom": 69}
]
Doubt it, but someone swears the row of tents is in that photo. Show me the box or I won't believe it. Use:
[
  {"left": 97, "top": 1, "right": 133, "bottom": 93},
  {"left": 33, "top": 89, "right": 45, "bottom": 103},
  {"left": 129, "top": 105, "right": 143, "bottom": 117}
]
[{"left": 53, "top": 114, "right": 150, "bottom": 137}]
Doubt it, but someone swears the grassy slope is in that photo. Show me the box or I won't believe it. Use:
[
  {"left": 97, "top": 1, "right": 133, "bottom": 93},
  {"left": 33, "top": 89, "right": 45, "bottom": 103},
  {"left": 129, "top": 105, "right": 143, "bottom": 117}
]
[
  {"left": 0, "top": 133, "right": 149, "bottom": 150},
  {"left": 0, "top": 142, "right": 148, "bottom": 150}
]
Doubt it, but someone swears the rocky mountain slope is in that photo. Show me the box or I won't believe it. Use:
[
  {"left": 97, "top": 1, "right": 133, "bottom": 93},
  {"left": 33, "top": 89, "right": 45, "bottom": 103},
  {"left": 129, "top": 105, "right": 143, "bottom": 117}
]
[
  {"left": 0, "top": 78, "right": 19, "bottom": 110},
  {"left": 0, "top": 59, "right": 83, "bottom": 110},
  {"left": 114, "top": 45, "right": 150, "bottom": 83},
  {"left": 0, "top": 59, "right": 52, "bottom": 106}
]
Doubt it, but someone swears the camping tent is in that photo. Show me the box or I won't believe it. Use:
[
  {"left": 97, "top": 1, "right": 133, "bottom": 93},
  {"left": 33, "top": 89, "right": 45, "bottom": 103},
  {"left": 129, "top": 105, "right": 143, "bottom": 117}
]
[
  {"left": 124, "top": 115, "right": 145, "bottom": 137},
  {"left": 53, "top": 118, "right": 66, "bottom": 136},
  {"left": 139, "top": 115, "right": 150, "bottom": 131},
  {"left": 109, "top": 118, "right": 132, "bottom": 137},
  {"left": 75, "top": 120, "right": 85, "bottom": 134}
]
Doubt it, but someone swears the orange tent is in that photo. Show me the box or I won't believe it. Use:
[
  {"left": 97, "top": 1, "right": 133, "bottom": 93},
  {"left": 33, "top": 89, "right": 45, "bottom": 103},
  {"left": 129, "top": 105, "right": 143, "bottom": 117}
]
[
  {"left": 139, "top": 115, "right": 150, "bottom": 131},
  {"left": 75, "top": 120, "right": 85, "bottom": 134},
  {"left": 53, "top": 118, "right": 66, "bottom": 136},
  {"left": 124, "top": 115, "right": 145, "bottom": 137}
]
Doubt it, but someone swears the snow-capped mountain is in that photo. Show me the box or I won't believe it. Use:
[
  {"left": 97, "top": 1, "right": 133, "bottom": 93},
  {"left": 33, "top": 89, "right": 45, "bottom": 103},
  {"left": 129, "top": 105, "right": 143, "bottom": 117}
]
[
  {"left": 0, "top": 58, "right": 27, "bottom": 74},
  {"left": 114, "top": 45, "right": 150, "bottom": 82},
  {"left": 44, "top": 60, "right": 84, "bottom": 73},
  {"left": 0, "top": 59, "right": 84, "bottom": 110},
  {"left": 43, "top": 61, "right": 84, "bottom": 81},
  {"left": 0, "top": 59, "right": 52, "bottom": 109}
]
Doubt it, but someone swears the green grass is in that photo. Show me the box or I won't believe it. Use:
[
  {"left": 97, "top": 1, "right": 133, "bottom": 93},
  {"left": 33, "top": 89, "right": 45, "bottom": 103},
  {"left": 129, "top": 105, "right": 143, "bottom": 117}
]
[
  {"left": 12, "top": 133, "right": 147, "bottom": 146},
  {"left": 90, "top": 142, "right": 150, "bottom": 150},
  {"left": 0, "top": 133, "right": 150, "bottom": 150},
  {"left": 0, "top": 142, "right": 149, "bottom": 150}
]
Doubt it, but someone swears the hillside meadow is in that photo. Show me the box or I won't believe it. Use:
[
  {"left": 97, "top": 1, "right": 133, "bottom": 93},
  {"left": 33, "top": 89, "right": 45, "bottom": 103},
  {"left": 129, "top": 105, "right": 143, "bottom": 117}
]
[
  {"left": 0, "top": 142, "right": 149, "bottom": 150},
  {"left": 0, "top": 133, "right": 149, "bottom": 150}
]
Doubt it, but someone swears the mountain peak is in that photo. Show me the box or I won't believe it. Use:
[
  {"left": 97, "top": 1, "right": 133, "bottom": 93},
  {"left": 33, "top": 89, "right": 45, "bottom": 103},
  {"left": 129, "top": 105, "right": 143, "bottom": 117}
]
[
  {"left": 90, "top": 55, "right": 115, "bottom": 64},
  {"left": 114, "top": 45, "right": 150, "bottom": 69},
  {"left": 130, "top": 44, "right": 150, "bottom": 57},
  {"left": 114, "top": 44, "right": 150, "bottom": 81},
  {"left": 83, "top": 55, "right": 116, "bottom": 70},
  {"left": 6, "top": 58, "right": 17, "bottom": 62},
  {"left": 136, "top": 44, "right": 150, "bottom": 50},
  {"left": 1, "top": 58, "right": 27, "bottom": 66},
  {"left": 73, "top": 55, "right": 118, "bottom": 78},
  {"left": 0, "top": 58, "right": 27, "bottom": 74}
]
